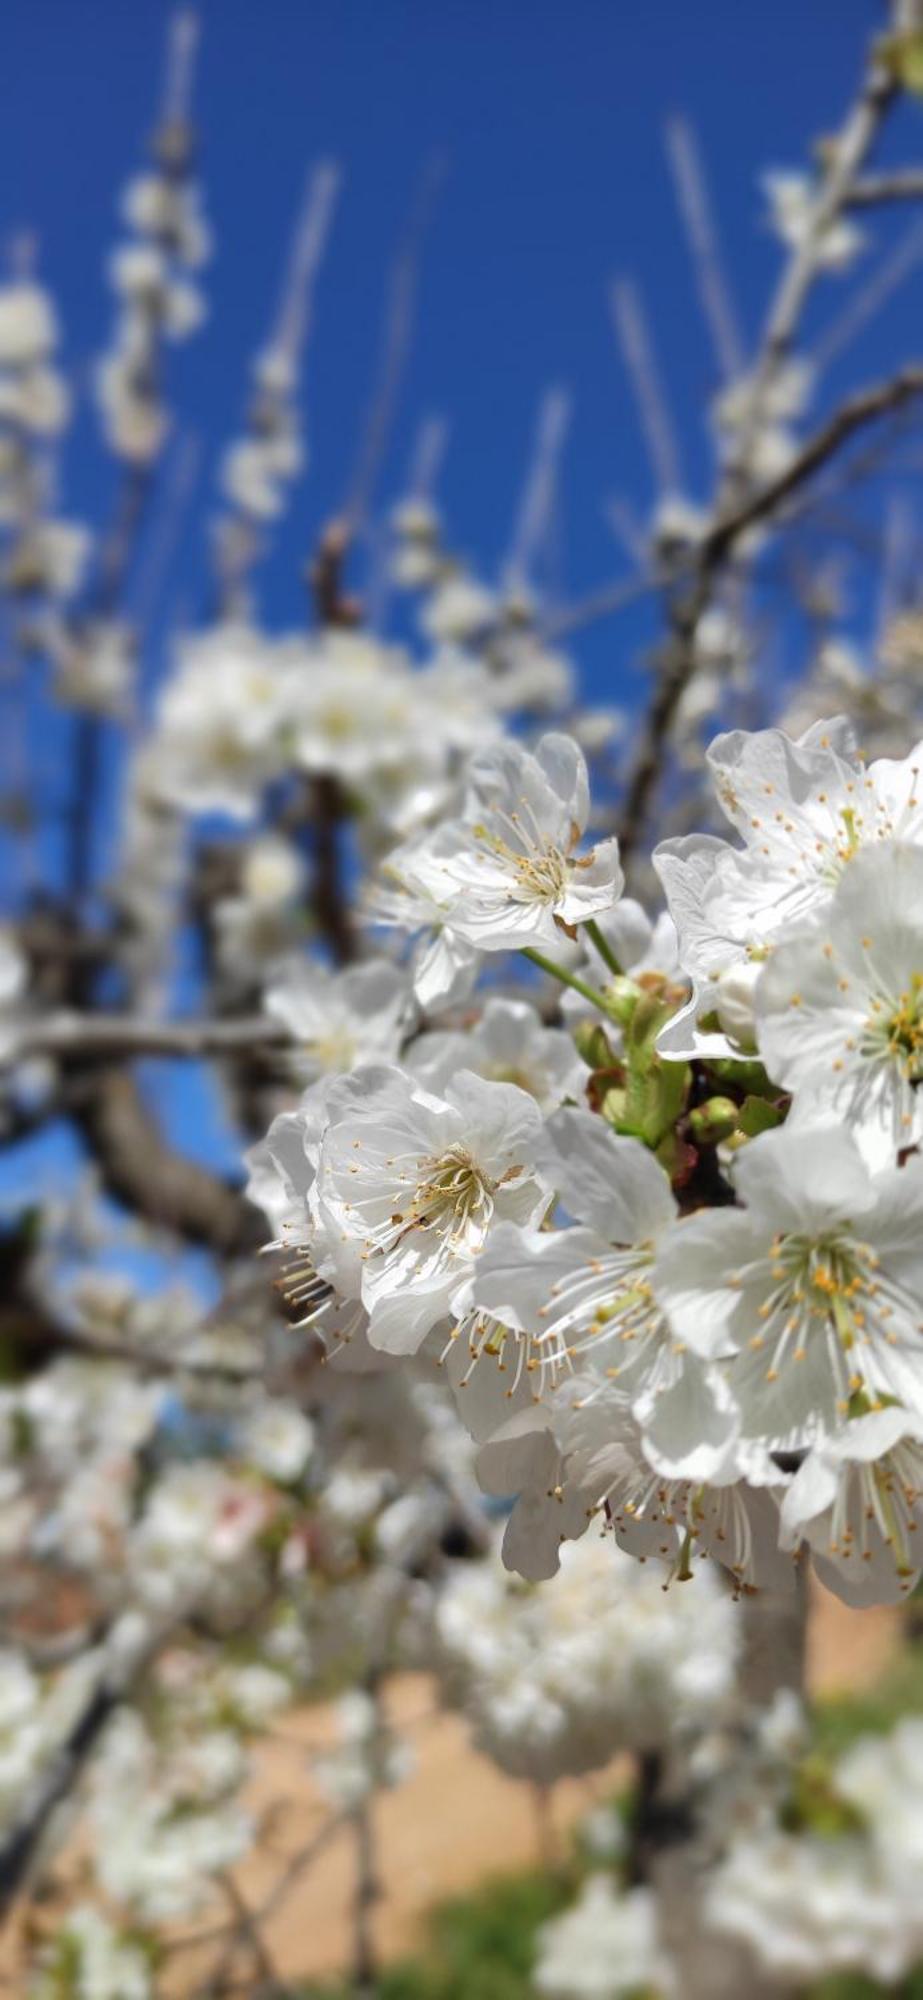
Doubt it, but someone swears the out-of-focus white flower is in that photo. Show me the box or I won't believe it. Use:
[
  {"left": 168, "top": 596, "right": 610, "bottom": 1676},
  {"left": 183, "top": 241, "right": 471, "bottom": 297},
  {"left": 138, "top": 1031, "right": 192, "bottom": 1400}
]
[
  {"left": 407, "top": 996, "right": 587, "bottom": 1112},
  {"left": 129, "top": 1462, "right": 270, "bottom": 1615},
  {"left": 313, "top": 1690, "right": 411, "bottom": 1811},
  {"left": 0, "top": 930, "right": 27, "bottom": 1062},
  {"left": 436, "top": 1533, "right": 737, "bottom": 1783},
  {"left": 89, "top": 1710, "right": 250, "bottom": 1923},
  {"left": 151, "top": 623, "right": 289, "bottom": 818},
  {"left": 705, "top": 1822, "right": 911, "bottom": 1983},
  {"left": 535, "top": 1876, "right": 677, "bottom": 1999},
  {"left": 420, "top": 571, "right": 497, "bottom": 645},
  {"left": 265, "top": 958, "right": 412, "bottom": 1083},
  {"left": 0, "top": 1651, "right": 44, "bottom": 1820},
  {"left": 30, "top": 1905, "right": 152, "bottom": 2000},
  {"left": 214, "top": 1661, "right": 292, "bottom": 1727},
  {"left": 764, "top": 170, "right": 864, "bottom": 270},
  {"left": 237, "top": 1397, "right": 314, "bottom": 1483},
  {"left": 0, "top": 282, "right": 57, "bottom": 367}
]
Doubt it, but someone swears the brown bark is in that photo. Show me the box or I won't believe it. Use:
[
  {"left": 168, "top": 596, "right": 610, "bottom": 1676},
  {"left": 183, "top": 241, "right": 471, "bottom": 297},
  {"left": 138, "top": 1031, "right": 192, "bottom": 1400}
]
[{"left": 68, "top": 1066, "right": 265, "bottom": 1253}]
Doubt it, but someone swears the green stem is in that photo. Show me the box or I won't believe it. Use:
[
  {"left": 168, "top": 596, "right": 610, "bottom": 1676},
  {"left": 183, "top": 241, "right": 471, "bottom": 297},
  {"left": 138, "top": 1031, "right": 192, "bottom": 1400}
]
[
  {"left": 523, "top": 947, "right": 611, "bottom": 1014},
  {"left": 585, "top": 918, "right": 623, "bottom": 978}
]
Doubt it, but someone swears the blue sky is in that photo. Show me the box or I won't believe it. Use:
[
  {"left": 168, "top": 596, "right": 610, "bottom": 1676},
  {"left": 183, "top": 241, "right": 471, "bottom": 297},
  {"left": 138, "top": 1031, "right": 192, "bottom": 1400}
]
[
  {"left": 2, "top": 1, "right": 922, "bottom": 1235},
  {"left": 4, "top": 0, "right": 920, "bottom": 692}
]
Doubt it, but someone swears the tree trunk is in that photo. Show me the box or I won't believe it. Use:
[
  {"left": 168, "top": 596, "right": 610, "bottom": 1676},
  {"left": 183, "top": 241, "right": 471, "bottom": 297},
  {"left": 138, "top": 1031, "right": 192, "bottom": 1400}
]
[{"left": 646, "top": 1574, "right": 808, "bottom": 2000}]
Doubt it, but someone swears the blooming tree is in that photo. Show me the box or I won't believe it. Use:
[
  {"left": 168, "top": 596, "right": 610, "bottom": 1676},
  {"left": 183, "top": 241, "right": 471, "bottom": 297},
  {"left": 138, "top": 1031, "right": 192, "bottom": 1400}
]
[{"left": 5, "top": 6, "right": 923, "bottom": 1998}]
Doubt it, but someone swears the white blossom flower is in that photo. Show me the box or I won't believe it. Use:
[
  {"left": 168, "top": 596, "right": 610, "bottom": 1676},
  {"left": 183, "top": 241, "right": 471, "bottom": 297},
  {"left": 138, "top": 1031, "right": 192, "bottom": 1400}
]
[
  {"left": 407, "top": 996, "right": 587, "bottom": 1112},
  {"left": 308, "top": 1065, "right": 548, "bottom": 1355},
  {"left": 90, "top": 1712, "right": 250, "bottom": 1922},
  {"left": 705, "top": 1824, "right": 914, "bottom": 1984},
  {"left": 654, "top": 717, "right": 923, "bottom": 1056},
  {"left": 653, "top": 1121, "right": 923, "bottom": 1448},
  {"left": 756, "top": 840, "right": 923, "bottom": 1168},
  {"left": 0, "top": 929, "right": 27, "bottom": 1061},
  {"left": 0, "top": 282, "right": 57, "bottom": 367},
  {"left": 366, "top": 837, "right": 481, "bottom": 1010},
  {"left": 420, "top": 571, "right": 497, "bottom": 644},
  {"left": 313, "top": 1690, "right": 411, "bottom": 1810},
  {"left": 0, "top": 1650, "right": 44, "bottom": 1819},
  {"left": 386, "top": 733, "right": 623, "bottom": 954},
  {"left": 779, "top": 1405, "right": 923, "bottom": 1604},
  {"left": 837, "top": 1716, "right": 923, "bottom": 1895}
]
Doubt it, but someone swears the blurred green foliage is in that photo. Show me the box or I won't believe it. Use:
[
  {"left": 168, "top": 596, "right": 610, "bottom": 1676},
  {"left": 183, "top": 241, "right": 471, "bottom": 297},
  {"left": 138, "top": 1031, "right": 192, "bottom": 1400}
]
[{"left": 301, "top": 1636, "right": 923, "bottom": 2000}]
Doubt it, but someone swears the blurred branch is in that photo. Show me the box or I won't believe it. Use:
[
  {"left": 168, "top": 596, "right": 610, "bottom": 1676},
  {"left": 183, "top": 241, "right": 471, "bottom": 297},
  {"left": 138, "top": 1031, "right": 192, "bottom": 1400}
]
[
  {"left": 813, "top": 215, "right": 923, "bottom": 371},
  {"left": 848, "top": 168, "right": 923, "bottom": 205},
  {"left": 11, "top": 1010, "right": 288, "bottom": 1062},
  {"left": 664, "top": 115, "right": 744, "bottom": 381},
  {"left": 609, "top": 277, "right": 683, "bottom": 498},
  {"left": 708, "top": 362, "right": 923, "bottom": 556},
  {"left": 0, "top": 1616, "right": 173, "bottom": 1922},
  {"left": 617, "top": 361, "right": 923, "bottom": 859},
  {"left": 343, "top": 152, "right": 447, "bottom": 536},
  {"left": 67, "top": 1067, "right": 264, "bottom": 1251},
  {"left": 725, "top": 21, "right": 899, "bottom": 486}
]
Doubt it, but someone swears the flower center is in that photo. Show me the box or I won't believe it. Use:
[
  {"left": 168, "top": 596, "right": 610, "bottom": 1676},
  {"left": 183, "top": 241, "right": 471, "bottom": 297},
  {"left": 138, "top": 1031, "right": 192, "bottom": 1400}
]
[
  {"left": 410, "top": 1144, "right": 496, "bottom": 1244},
  {"left": 863, "top": 974, "right": 923, "bottom": 1082},
  {"left": 472, "top": 817, "right": 570, "bottom": 905}
]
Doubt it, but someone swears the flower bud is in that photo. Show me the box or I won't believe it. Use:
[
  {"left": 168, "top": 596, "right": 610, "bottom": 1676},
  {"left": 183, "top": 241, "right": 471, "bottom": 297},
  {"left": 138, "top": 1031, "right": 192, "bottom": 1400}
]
[{"left": 688, "top": 1096, "right": 739, "bottom": 1146}]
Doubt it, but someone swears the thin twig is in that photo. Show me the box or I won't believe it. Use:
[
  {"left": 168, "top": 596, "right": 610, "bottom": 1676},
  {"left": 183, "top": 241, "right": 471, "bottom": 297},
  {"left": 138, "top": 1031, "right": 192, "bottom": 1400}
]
[
  {"left": 848, "top": 168, "right": 923, "bottom": 205},
  {"left": 664, "top": 115, "right": 744, "bottom": 381},
  {"left": 609, "top": 277, "right": 683, "bottom": 498},
  {"left": 616, "top": 361, "right": 923, "bottom": 859}
]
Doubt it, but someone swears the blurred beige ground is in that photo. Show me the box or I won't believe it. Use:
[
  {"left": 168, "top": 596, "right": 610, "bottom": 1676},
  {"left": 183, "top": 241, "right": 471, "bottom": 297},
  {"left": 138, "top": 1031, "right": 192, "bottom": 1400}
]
[{"left": 0, "top": 1584, "right": 906, "bottom": 1996}]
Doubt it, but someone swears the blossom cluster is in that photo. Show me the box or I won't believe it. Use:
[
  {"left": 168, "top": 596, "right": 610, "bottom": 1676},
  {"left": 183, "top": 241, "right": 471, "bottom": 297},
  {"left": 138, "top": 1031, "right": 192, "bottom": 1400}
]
[{"left": 252, "top": 716, "right": 923, "bottom": 1607}]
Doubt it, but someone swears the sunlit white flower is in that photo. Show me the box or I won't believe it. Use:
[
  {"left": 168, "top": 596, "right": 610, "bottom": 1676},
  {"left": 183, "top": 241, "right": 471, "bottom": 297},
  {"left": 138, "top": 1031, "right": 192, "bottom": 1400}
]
[
  {"left": 152, "top": 623, "right": 288, "bottom": 818},
  {"left": 366, "top": 836, "right": 481, "bottom": 1010},
  {"left": 654, "top": 717, "right": 923, "bottom": 1056},
  {"left": 388, "top": 733, "right": 623, "bottom": 954},
  {"left": 779, "top": 1406, "right": 923, "bottom": 1605},
  {"left": 653, "top": 1122, "right": 923, "bottom": 1447},
  {"left": 705, "top": 1823, "right": 913, "bottom": 1984},
  {"left": 756, "top": 841, "right": 923, "bottom": 1168},
  {"left": 420, "top": 571, "right": 497, "bottom": 644},
  {"left": 309, "top": 1065, "right": 547, "bottom": 1354},
  {"left": 313, "top": 1689, "right": 411, "bottom": 1810},
  {"left": 0, "top": 281, "right": 57, "bottom": 367}
]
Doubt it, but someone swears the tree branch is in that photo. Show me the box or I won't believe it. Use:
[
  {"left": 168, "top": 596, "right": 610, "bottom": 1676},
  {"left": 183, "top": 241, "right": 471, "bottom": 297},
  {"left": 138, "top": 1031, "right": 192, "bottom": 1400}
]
[
  {"left": 848, "top": 168, "right": 923, "bottom": 205},
  {"left": 616, "top": 362, "right": 923, "bottom": 859},
  {"left": 66, "top": 1067, "right": 264, "bottom": 1252},
  {"left": 10, "top": 1011, "right": 288, "bottom": 1063}
]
